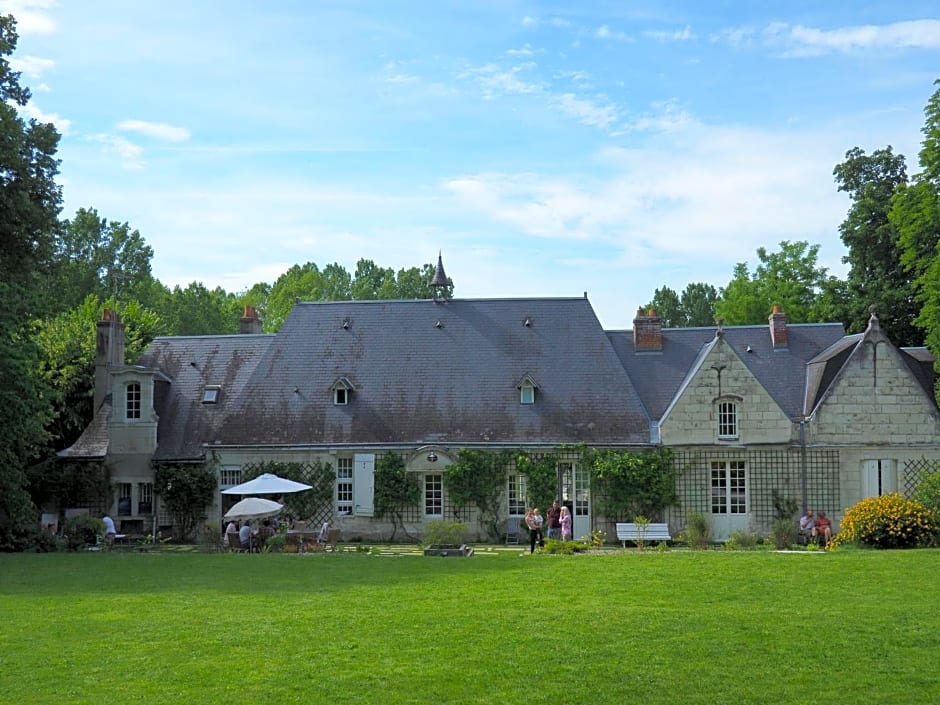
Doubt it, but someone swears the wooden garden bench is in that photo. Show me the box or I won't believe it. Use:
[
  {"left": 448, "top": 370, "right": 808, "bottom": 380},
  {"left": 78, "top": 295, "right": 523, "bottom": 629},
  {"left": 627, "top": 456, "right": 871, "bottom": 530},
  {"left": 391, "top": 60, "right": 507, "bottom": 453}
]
[{"left": 616, "top": 522, "right": 671, "bottom": 547}]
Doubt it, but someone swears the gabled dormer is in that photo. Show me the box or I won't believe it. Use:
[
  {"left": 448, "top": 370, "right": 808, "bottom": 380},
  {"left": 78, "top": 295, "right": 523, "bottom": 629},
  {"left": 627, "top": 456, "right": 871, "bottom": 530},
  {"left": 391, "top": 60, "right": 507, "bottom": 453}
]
[
  {"left": 516, "top": 373, "right": 539, "bottom": 405},
  {"left": 331, "top": 376, "right": 356, "bottom": 405}
]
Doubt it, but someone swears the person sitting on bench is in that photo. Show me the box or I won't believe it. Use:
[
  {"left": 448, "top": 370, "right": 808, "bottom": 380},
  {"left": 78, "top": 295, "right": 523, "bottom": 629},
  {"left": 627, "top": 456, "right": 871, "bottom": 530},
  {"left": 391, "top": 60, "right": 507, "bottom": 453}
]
[
  {"left": 815, "top": 511, "right": 833, "bottom": 543},
  {"left": 799, "top": 509, "right": 815, "bottom": 542}
]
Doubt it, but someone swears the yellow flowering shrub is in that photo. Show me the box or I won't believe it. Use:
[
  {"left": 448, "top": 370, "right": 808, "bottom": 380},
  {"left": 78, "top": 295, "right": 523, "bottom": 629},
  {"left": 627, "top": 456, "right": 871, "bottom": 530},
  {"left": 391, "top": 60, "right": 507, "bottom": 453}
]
[{"left": 832, "top": 493, "right": 936, "bottom": 549}]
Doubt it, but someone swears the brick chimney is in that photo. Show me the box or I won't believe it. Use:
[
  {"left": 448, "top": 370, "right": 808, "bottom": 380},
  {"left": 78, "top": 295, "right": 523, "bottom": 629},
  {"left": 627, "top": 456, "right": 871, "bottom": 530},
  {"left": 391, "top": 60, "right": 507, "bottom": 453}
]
[
  {"left": 769, "top": 305, "right": 788, "bottom": 349},
  {"left": 239, "top": 305, "right": 263, "bottom": 334},
  {"left": 633, "top": 307, "right": 663, "bottom": 352},
  {"left": 95, "top": 309, "right": 125, "bottom": 411}
]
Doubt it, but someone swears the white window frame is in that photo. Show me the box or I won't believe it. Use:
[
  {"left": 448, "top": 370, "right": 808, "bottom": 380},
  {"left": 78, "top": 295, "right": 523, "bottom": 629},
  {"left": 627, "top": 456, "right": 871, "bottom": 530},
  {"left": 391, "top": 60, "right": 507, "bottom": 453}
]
[
  {"left": 508, "top": 475, "right": 527, "bottom": 516},
  {"left": 334, "top": 388, "right": 348, "bottom": 405},
  {"left": 710, "top": 460, "right": 747, "bottom": 515},
  {"left": 717, "top": 399, "right": 738, "bottom": 440},
  {"left": 425, "top": 473, "right": 443, "bottom": 517},
  {"left": 336, "top": 457, "right": 353, "bottom": 515}
]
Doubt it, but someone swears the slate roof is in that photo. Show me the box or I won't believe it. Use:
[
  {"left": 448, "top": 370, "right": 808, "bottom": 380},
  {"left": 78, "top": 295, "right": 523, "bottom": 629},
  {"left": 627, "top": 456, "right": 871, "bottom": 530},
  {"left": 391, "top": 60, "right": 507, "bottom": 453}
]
[
  {"left": 137, "top": 333, "right": 274, "bottom": 460},
  {"left": 58, "top": 399, "right": 112, "bottom": 459},
  {"left": 607, "top": 322, "right": 847, "bottom": 421},
  {"left": 214, "top": 297, "right": 651, "bottom": 450}
]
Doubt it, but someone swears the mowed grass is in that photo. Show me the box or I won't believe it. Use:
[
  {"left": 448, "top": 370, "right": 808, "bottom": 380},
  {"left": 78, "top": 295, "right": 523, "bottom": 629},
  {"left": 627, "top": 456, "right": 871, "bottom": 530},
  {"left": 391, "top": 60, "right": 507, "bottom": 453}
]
[{"left": 1, "top": 549, "right": 939, "bottom": 705}]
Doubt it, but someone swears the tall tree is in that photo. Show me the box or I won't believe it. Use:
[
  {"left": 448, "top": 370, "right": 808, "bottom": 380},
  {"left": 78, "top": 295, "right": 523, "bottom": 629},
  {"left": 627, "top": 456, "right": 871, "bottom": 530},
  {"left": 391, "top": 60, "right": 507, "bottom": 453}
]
[
  {"left": 894, "top": 81, "right": 940, "bottom": 358},
  {"left": 715, "top": 241, "right": 830, "bottom": 325},
  {"left": 833, "top": 147, "right": 917, "bottom": 341},
  {"left": 645, "top": 283, "right": 717, "bottom": 328},
  {"left": 51, "top": 207, "right": 155, "bottom": 314},
  {"left": 645, "top": 287, "right": 682, "bottom": 327},
  {"left": 0, "top": 15, "right": 63, "bottom": 546},
  {"left": 680, "top": 282, "right": 718, "bottom": 327}
]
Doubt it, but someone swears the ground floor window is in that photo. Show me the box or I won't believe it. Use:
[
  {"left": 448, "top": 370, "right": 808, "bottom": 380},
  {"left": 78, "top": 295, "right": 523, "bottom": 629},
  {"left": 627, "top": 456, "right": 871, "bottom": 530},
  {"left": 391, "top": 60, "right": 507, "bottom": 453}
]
[
  {"left": 425, "top": 474, "right": 442, "bottom": 516},
  {"left": 220, "top": 468, "right": 241, "bottom": 486},
  {"left": 508, "top": 475, "right": 526, "bottom": 516},
  {"left": 711, "top": 460, "right": 746, "bottom": 514},
  {"left": 118, "top": 483, "right": 132, "bottom": 515},
  {"left": 138, "top": 482, "right": 153, "bottom": 514},
  {"left": 337, "top": 457, "right": 353, "bottom": 515}
]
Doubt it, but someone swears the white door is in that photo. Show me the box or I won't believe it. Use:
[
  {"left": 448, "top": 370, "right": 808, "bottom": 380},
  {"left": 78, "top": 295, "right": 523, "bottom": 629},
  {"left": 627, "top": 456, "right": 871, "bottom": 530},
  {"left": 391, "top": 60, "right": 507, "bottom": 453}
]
[
  {"left": 710, "top": 460, "right": 749, "bottom": 541},
  {"left": 560, "top": 463, "right": 591, "bottom": 540},
  {"left": 353, "top": 453, "right": 375, "bottom": 516}
]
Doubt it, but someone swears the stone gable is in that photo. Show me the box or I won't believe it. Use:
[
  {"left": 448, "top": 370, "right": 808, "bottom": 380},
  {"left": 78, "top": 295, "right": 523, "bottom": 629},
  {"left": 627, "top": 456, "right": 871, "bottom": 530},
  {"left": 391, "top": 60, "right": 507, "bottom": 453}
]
[
  {"left": 661, "top": 338, "right": 792, "bottom": 446},
  {"left": 810, "top": 340, "right": 940, "bottom": 445}
]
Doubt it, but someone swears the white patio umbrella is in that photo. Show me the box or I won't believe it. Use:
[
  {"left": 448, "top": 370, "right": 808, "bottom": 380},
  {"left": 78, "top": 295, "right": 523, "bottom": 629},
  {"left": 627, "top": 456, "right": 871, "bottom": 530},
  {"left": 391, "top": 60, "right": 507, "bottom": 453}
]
[
  {"left": 222, "top": 472, "right": 312, "bottom": 496},
  {"left": 223, "top": 497, "right": 284, "bottom": 521}
]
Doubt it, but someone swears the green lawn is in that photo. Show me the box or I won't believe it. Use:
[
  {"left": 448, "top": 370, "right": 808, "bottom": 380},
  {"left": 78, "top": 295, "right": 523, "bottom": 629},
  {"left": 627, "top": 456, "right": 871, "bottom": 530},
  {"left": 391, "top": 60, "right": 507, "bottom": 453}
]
[{"left": 1, "top": 548, "right": 938, "bottom": 705}]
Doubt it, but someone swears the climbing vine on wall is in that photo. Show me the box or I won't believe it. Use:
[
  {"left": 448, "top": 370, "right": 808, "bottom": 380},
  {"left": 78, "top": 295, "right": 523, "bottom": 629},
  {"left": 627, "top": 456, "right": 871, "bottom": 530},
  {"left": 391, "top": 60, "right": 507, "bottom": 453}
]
[
  {"left": 583, "top": 447, "right": 678, "bottom": 521},
  {"left": 373, "top": 453, "right": 421, "bottom": 541},
  {"left": 445, "top": 449, "right": 516, "bottom": 542},
  {"left": 514, "top": 451, "right": 560, "bottom": 511}
]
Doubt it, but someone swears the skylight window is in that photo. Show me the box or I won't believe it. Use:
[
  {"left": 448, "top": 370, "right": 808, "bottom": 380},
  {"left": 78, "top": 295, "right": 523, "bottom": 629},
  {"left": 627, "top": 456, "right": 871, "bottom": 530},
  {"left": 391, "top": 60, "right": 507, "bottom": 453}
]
[{"left": 202, "top": 386, "right": 221, "bottom": 404}]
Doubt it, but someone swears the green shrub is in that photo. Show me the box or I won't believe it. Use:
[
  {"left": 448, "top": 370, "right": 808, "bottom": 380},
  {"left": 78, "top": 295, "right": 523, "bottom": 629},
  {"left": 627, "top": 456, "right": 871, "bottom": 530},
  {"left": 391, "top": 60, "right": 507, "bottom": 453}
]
[
  {"left": 769, "top": 518, "right": 797, "bottom": 550},
  {"left": 542, "top": 539, "right": 590, "bottom": 554},
  {"left": 423, "top": 521, "right": 467, "bottom": 547},
  {"left": 912, "top": 472, "right": 940, "bottom": 517},
  {"left": 680, "top": 512, "right": 710, "bottom": 550},
  {"left": 832, "top": 493, "right": 935, "bottom": 549},
  {"left": 726, "top": 529, "right": 760, "bottom": 550},
  {"left": 63, "top": 515, "right": 105, "bottom": 551}
]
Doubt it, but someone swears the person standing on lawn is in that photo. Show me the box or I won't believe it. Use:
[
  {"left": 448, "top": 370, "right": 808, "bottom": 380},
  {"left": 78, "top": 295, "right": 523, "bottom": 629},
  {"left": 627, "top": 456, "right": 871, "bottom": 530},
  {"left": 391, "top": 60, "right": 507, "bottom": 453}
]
[
  {"left": 525, "top": 507, "right": 544, "bottom": 554},
  {"left": 546, "top": 500, "right": 562, "bottom": 539},
  {"left": 560, "top": 505, "right": 573, "bottom": 541}
]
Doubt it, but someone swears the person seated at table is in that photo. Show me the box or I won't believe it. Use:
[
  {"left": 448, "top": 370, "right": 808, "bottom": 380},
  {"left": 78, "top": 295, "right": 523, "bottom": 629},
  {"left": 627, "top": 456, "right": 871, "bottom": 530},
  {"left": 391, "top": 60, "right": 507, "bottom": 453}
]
[
  {"left": 238, "top": 520, "right": 252, "bottom": 550},
  {"left": 258, "top": 519, "right": 276, "bottom": 546},
  {"left": 815, "top": 511, "right": 833, "bottom": 543},
  {"left": 224, "top": 519, "right": 239, "bottom": 547}
]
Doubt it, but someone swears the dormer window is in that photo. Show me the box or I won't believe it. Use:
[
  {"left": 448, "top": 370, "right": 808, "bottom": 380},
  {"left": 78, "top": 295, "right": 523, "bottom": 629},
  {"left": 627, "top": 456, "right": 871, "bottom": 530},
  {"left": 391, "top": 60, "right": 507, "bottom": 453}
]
[
  {"left": 202, "top": 386, "right": 221, "bottom": 404},
  {"left": 126, "top": 382, "right": 141, "bottom": 419},
  {"left": 331, "top": 376, "right": 355, "bottom": 405},
  {"left": 516, "top": 373, "right": 539, "bottom": 405}
]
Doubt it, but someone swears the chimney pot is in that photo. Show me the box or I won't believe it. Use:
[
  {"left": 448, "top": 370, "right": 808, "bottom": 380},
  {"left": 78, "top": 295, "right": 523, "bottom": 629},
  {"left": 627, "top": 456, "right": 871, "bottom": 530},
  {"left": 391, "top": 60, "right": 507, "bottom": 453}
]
[{"left": 633, "top": 307, "right": 663, "bottom": 352}]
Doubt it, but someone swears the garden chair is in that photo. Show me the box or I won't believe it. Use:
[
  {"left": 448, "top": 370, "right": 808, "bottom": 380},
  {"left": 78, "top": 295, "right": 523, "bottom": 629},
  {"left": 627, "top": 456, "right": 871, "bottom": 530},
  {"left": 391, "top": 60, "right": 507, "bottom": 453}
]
[{"left": 505, "top": 516, "right": 521, "bottom": 545}]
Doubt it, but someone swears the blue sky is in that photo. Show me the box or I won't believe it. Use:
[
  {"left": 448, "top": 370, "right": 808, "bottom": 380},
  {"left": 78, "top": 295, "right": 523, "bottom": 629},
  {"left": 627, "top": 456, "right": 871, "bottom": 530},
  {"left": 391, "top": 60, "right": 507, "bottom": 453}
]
[{"left": 5, "top": 1, "right": 940, "bottom": 328}]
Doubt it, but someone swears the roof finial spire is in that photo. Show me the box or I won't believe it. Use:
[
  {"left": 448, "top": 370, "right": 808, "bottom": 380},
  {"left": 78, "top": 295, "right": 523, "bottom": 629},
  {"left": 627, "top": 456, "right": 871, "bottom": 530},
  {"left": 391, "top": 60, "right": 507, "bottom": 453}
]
[{"left": 430, "top": 251, "right": 449, "bottom": 301}]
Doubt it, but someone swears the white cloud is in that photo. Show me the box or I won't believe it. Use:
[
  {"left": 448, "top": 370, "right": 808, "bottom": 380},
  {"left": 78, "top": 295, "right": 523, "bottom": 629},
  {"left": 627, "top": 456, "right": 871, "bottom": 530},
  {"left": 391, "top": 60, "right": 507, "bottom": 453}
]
[
  {"left": 766, "top": 19, "right": 940, "bottom": 57},
  {"left": 553, "top": 93, "right": 618, "bottom": 129},
  {"left": 644, "top": 25, "right": 694, "bottom": 42},
  {"left": 19, "top": 100, "right": 70, "bottom": 133},
  {"left": 459, "top": 62, "right": 541, "bottom": 99},
  {"left": 441, "top": 120, "right": 849, "bottom": 272},
  {"left": 116, "top": 120, "right": 191, "bottom": 142},
  {"left": 521, "top": 16, "right": 537, "bottom": 27},
  {"left": 550, "top": 18, "right": 571, "bottom": 28},
  {"left": 0, "top": 0, "right": 57, "bottom": 34},
  {"left": 712, "top": 26, "right": 756, "bottom": 47},
  {"left": 506, "top": 45, "right": 534, "bottom": 57},
  {"left": 10, "top": 55, "right": 54, "bottom": 79},
  {"left": 88, "top": 134, "right": 144, "bottom": 169},
  {"left": 595, "top": 25, "right": 632, "bottom": 42}
]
